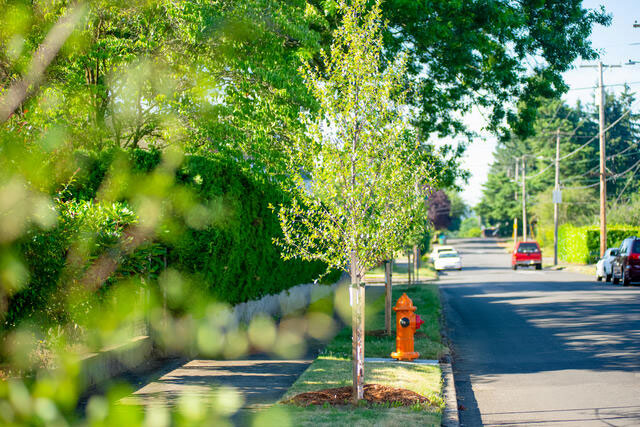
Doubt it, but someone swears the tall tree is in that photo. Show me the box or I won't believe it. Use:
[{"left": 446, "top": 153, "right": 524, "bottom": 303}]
[
  {"left": 446, "top": 190, "right": 469, "bottom": 232},
  {"left": 375, "top": 0, "right": 611, "bottom": 138}
]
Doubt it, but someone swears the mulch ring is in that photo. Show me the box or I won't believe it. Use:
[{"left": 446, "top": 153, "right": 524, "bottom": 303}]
[{"left": 283, "top": 384, "right": 431, "bottom": 407}]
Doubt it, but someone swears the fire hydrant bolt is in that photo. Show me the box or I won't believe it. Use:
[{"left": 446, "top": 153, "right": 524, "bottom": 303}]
[{"left": 390, "top": 293, "right": 421, "bottom": 361}]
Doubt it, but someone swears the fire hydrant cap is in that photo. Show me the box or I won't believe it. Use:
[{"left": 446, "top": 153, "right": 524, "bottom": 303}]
[{"left": 393, "top": 293, "right": 416, "bottom": 312}]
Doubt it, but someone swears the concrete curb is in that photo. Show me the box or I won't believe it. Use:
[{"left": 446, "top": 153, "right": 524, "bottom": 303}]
[
  {"left": 438, "top": 286, "right": 460, "bottom": 427},
  {"left": 79, "top": 335, "right": 153, "bottom": 389},
  {"left": 440, "top": 360, "right": 459, "bottom": 427}
]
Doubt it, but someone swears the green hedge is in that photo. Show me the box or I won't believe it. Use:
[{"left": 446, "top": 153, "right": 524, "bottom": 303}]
[
  {"left": 558, "top": 224, "right": 640, "bottom": 264},
  {"left": 8, "top": 149, "right": 338, "bottom": 328},
  {"left": 170, "top": 154, "right": 337, "bottom": 304},
  {"left": 10, "top": 200, "right": 161, "bottom": 328}
]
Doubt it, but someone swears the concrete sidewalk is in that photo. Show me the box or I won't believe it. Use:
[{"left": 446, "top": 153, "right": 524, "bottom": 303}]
[
  {"left": 120, "top": 284, "right": 387, "bottom": 425},
  {"left": 121, "top": 354, "right": 317, "bottom": 425}
]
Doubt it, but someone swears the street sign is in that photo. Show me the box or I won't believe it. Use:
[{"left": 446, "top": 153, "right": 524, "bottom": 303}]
[{"left": 553, "top": 189, "right": 562, "bottom": 204}]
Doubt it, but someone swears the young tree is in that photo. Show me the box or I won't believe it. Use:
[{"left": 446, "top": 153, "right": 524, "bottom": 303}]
[{"left": 276, "top": 0, "right": 431, "bottom": 401}]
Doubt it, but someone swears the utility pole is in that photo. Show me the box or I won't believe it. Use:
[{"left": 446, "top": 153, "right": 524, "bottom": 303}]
[
  {"left": 597, "top": 62, "right": 607, "bottom": 258},
  {"left": 580, "top": 61, "right": 621, "bottom": 257},
  {"left": 522, "top": 157, "right": 527, "bottom": 241},
  {"left": 514, "top": 162, "right": 519, "bottom": 246},
  {"left": 413, "top": 245, "right": 419, "bottom": 283},
  {"left": 598, "top": 62, "right": 607, "bottom": 258},
  {"left": 553, "top": 129, "right": 561, "bottom": 265}
]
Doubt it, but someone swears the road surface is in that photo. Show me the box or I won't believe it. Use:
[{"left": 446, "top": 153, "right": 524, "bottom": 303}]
[{"left": 440, "top": 238, "right": 640, "bottom": 426}]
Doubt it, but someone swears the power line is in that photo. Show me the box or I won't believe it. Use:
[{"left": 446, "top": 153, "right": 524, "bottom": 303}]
[
  {"left": 559, "top": 107, "right": 634, "bottom": 161},
  {"left": 524, "top": 137, "right": 637, "bottom": 181},
  {"left": 562, "top": 158, "right": 640, "bottom": 189},
  {"left": 567, "top": 81, "right": 640, "bottom": 92},
  {"left": 526, "top": 162, "right": 554, "bottom": 180},
  {"left": 609, "top": 158, "right": 640, "bottom": 180},
  {"left": 612, "top": 162, "right": 640, "bottom": 205}
]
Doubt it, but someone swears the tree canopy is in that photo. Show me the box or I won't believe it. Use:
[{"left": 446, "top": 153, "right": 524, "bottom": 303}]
[{"left": 375, "top": 0, "right": 610, "bottom": 138}]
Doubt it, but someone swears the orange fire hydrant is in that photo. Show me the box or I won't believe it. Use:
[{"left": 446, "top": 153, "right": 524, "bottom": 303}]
[{"left": 391, "top": 293, "right": 424, "bottom": 361}]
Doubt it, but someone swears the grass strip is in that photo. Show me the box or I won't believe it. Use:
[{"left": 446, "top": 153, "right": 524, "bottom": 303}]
[
  {"left": 272, "top": 283, "right": 447, "bottom": 426},
  {"left": 365, "top": 257, "right": 437, "bottom": 282}
]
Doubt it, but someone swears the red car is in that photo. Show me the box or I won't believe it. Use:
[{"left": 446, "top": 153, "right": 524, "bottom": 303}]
[{"left": 512, "top": 241, "right": 542, "bottom": 270}]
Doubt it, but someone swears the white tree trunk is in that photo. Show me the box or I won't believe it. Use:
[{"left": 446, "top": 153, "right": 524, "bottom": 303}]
[{"left": 351, "top": 250, "right": 365, "bottom": 402}]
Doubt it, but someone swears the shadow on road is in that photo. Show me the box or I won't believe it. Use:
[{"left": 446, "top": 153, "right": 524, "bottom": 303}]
[{"left": 440, "top": 238, "right": 640, "bottom": 426}]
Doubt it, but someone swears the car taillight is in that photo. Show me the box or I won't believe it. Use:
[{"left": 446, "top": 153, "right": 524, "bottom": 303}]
[{"left": 630, "top": 253, "right": 640, "bottom": 264}]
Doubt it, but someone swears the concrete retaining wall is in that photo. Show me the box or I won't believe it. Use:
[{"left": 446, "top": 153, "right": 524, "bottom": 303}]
[
  {"left": 231, "top": 276, "right": 347, "bottom": 325},
  {"left": 79, "top": 275, "right": 347, "bottom": 388}
]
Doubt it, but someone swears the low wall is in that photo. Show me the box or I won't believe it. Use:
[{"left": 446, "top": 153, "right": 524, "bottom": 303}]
[
  {"left": 79, "top": 275, "right": 347, "bottom": 388},
  {"left": 231, "top": 275, "right": 347, "bottom": 325}
]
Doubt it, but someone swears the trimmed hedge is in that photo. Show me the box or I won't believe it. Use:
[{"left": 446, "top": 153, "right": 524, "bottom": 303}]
[
  {"left": 9, "top": 200, "right": 161, "bottom": 328},
  {"left": 558, "top": 224, "right": 640, "bottom": 264},
  {"left": 8, "top": 149, "right": 338, "bottom": 328}
]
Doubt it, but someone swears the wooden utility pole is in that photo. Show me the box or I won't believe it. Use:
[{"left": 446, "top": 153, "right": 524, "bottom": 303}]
[
  {"left": 579, "top": 61, "right": 621, "bottom": 256},
  {"left": 384, "top": 259, "right": 392, "bottom": 335},
  {"left": 553, "top": 129, "right": 561, "bottom": 265},
  {"left": 514, "top": 161, "right": 519, "bottom": 245},
  {"left": 521, "top": 157, "right": 527, "bottom": 241},
  {"left": 598, "top": 62, "right": 608, "bottom": 257}
]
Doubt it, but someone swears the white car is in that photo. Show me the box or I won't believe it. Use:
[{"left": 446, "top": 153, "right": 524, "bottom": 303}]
[
  {"left": 596, "top": 248, "right": 619, "bottom": 282},
  {"left": 434, "top": 251, "right": 462, "bottom": 271},
  {"left": 429, "top": 246, "right": 457, "bottom": 261}
]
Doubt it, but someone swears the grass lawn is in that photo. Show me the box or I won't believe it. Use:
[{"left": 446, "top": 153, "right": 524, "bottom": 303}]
[
  {"left": 272, "top": 283, "right": 447, "bottom": 426},
  {"left": 365, "top": 257, "right": 437, "bottom": 282}
]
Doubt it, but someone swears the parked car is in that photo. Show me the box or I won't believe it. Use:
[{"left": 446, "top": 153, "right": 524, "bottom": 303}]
[
  {"left": 612, "top": 237, "right": 640, "bottom": 286},
  {"left": 596, "top": 248, "right": 619, "bottom": 282},
  {"left": 512, "top": 241, "right": 542, "bottom": 270},
  {"left": 434, "top": 251, "right": 462, "bottom": 271},
  {"left": 429, "top": 246, "right": 457, "bottom": 261}
]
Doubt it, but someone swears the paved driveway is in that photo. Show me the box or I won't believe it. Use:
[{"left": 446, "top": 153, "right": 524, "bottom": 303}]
[{"left": 440, "top": 239, "right": 640, "bottom": 426}]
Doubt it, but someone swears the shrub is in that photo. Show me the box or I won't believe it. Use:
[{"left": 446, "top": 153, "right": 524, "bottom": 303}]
[
  {"left": 170, "top": 154, "right": 336, "bottom": 304},
  {"left": 9, "top": 200, "right": 158, "bottom": 328},
  {"left": 558, "top": 224, "right": 640, "bottom": 264},
  {"left": 461, "top": 227, "right": 482, "bottom": 238},
  {"left": 459, "top": 217, "right": 481, "bottom": 238}
]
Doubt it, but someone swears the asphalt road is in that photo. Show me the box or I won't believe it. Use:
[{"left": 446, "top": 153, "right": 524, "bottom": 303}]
[{"left": 440, "top": 238, "right": 640, "bottom": 427}]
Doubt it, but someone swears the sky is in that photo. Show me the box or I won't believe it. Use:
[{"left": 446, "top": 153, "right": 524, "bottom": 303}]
[{"left": 456, "top": 0, "right": 640, "bottom": 207}]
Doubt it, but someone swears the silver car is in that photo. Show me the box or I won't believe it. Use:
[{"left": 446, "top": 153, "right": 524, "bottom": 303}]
[{"left": 596, "top": 248, "right": 619, "bottom": 282}]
